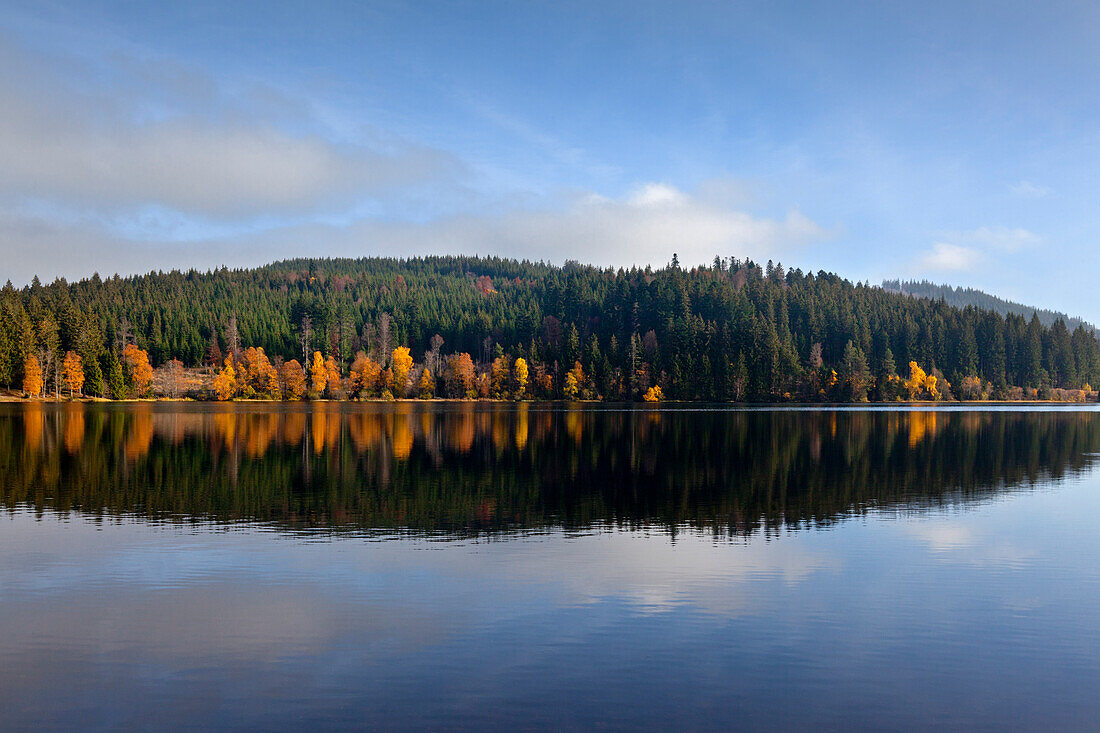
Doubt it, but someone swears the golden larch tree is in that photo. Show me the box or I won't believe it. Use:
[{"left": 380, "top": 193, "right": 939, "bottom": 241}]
[
  {"left": 324, "top": 356, "right": 342, "bottom": 397},
  {"left": 62, "top": 351, "right": 84, "bottom": 397},
  {"left": 418, "top": 367, "right": 434, "bottom": 399},
  {"left": 22, "top": 354, "right": 43, "bottom": 397},
  {"left": 310, "top": 351, "right": 327, "bottom": 395},
  {"left": 212, "top": 355, "right": 237, "bottom": 401},
  {"left": 490, "top": 356, "right": 509, "bottom": 397}
]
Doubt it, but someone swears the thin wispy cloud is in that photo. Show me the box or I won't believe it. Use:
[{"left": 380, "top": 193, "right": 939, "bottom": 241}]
[
  {"left": 0, "top": 42, "right": 462, "bottom": 220},
  {"left": 1010, "top": 180, "right": 1050, "bottom": 198}
]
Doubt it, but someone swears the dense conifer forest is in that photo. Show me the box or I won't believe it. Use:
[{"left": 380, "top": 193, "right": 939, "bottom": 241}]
[{"left": 2, "top": 255, "right": 1098, "bottom": 401}]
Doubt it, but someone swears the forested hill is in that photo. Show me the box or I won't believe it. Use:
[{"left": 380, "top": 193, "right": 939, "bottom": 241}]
[
  {"left": 883, "top": 279, "right": 1095, "bottom": 333},
  {"left": 2, "top": 255, "right": 1098, "bottom": 402}
]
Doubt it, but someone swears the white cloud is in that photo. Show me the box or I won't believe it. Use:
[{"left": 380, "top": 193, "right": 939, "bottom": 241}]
[
  {"left": 916, "top": 225, "right": 1040, "bottom": 274},
  {"left": 952, "top": 225, "right": 1040, "bottom": 253},
  {"left": 1010, "top": 180, "right": 1050, "bottom": 198},
  {"left": 919, "top": 242, "right": 982, "bottom": 272},
  {"left": 0, "top": 182, "right": 829, "bottom": 283}
]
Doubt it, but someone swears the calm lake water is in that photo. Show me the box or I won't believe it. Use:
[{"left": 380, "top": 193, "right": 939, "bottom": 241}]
[{"left": 3, "top": 402, "right": 1100, "bottom": 730}]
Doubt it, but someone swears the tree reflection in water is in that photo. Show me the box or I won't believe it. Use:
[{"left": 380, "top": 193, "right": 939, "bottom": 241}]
[{"left": 4, "top": 403, "right": 1099, "bottom": 538}]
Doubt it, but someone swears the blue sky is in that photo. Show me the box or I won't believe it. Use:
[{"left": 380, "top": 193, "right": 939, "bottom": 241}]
[{"left": 0, "top": 0, "right": 1097, "bottom": 320}]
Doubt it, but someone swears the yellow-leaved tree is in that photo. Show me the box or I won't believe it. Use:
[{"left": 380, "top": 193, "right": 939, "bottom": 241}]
[
  {"left": 643, "top": 385, "right": 663, "bottom": 402},
  {"left": 324, "top": 356, "right": 342, "bottom": 397},
  {"left": 391, "top": 346, "right": 413, "bottom": 397},
  {"left": 310, "top": 351, "right": 327, "bottom": 396},
  {"left": 904, "top": 361, "right": 927, "bottom": 400},
  {"left": 22, "top": 354, "right": 43, "bottom": 397},
  {"left": 563, "top": 370, "right": 579, "bottom": 400},
  {"left": 212, "top": 355, "right": 237, "bottom": 401},
  {"left": 418, "top": 367, "right": 434, "bottom": 399},
  {"left": 349, "top": 351, "right": 381, "bottom": 398},
  {"left": 513, "top": 357, "right": 528, "bottom": 398},
  {"left": 490, "top": 356, "right": 509, "bottom": 397}
]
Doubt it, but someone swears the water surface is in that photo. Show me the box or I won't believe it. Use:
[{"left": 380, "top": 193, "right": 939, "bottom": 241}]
[{"left": 3, "top": 403, "right": 1100, "bottom": 730}]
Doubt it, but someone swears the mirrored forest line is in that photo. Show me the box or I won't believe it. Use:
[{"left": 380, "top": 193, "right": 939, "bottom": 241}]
[{"left": 4, "top": 404, "right": 1099, "bottom": 538}]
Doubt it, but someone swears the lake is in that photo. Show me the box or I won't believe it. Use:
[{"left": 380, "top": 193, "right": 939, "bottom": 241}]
[{"left": 3, "top": 402, "right": 1100, "bottom": 730}]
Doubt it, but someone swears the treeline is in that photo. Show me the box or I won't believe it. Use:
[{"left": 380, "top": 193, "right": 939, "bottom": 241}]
[{"left": 2, "top": 254, "right": 1099, "bottom": 401}]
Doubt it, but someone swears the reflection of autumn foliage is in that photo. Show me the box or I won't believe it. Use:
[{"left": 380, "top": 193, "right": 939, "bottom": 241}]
[
  {"left": 310, "top": 405, "right": 340, "bottom": 454},
  {"left": 124, "top": 405, "right": 154, "bottom": 459},
  {"left": 243, "top": 413, "right": 279, "bottom": 458},
  {"left": 63, "top": 405, "right": 84, "bottom": 453},
  {"left": 213, "top": 410, "right": 237, "bottom": 449},
  {"left": 515, "top": 405, "right": 528, "bottom": 450},
  {"left": 281, "top": 411, "right": 306, "bottom": 445},
  {"left": 448, "top": 407, "right": 476, "bottom": 453},
  {"left": 348, "top": 412, "right": 382, "bottom": 451},
  {"left": 391, "top": 414, "right": 414, "bottom": 460},
  {"left": 908, "top": 411, "right": 938, "bottom": 447},
  {"left": 8, "top": 405, "right": 1100, "bottom": 538}
]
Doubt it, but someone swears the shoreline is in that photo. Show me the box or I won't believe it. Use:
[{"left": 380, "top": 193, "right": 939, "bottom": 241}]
[{"left": 2, "top": 394, "right": 1096, "bottom": 406}]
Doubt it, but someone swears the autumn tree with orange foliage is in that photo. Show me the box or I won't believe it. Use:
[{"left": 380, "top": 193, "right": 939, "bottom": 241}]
[
  {"left": 490, "top": 356, "right": 510, "bottom": 397},
  {"left": 445, "top": 353, "right": 476, "bottom": 398},
  {"left": 283, "top": 360, "right": 306, "bottom": 400},
  {"left": 122, "top": 344, "right": 154, "bottom": 397},
  {"left": 241, "top": 347, "right": 278, "bottom": 396},
  {"left": 348, "top": 351, "right": 381, "bottom": 398},
  {"left": 22, "top": 354, "right": 43, "bottom": 397},
  {"left": 62, "top": 351, "right": 84, "bottom": 397},
  {"left": 324, "top": 356, "right": 342, "bottom": 398}
]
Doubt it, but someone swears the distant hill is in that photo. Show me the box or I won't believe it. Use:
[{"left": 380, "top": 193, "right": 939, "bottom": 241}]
[{"left": 882, "top": 280, "right": 1096, "bottom": 333}]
